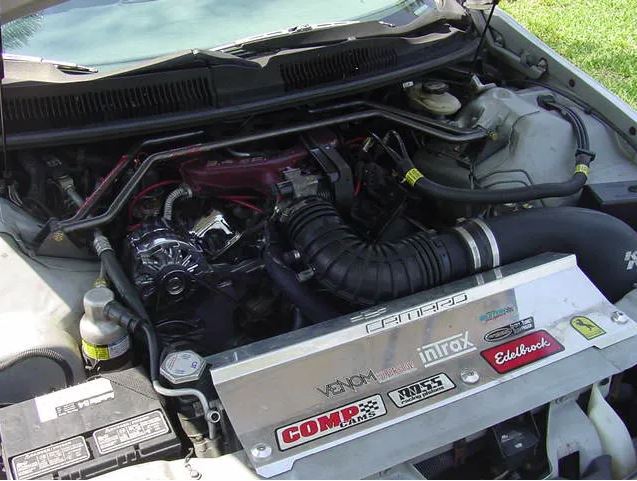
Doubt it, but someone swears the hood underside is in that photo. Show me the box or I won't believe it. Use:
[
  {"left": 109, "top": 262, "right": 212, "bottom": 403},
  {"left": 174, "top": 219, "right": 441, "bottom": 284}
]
[{"left": 1, "top": 0, "right": 66, "bottom": 24}]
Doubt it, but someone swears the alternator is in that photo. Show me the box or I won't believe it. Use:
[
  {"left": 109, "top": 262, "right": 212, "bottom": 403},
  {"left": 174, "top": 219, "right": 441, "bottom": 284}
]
[{"left": 125, "top": 221, "right": 208, "bottom": 305}]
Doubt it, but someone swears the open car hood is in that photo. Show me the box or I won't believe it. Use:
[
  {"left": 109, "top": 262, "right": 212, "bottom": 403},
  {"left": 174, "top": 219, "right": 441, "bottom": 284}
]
[{"left": 0, "top": 0, "right": 66, "bottom": 24}]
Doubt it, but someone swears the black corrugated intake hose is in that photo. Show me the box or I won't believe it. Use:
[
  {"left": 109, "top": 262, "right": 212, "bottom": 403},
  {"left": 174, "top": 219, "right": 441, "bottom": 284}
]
[
  {"left": 0, "top": 348, "right": 75, "bottom": 387},
  {"left": 283, "top": 197, "right": 471, "bottom": 306},
  {"left": 284, "top": 197, "right": 637, "bottom": 306}
]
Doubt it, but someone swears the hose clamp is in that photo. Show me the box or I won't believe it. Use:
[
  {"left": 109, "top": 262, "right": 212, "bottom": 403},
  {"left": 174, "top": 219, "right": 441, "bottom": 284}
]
[
  {"left": 470, "top": 218, "right": 500, "bottom": 267},
  {"left": 454, "top": 225, "right": 482, "bottom": 271},
  {"left": 93, "top": 234, "right": 114, "bottom": 256}
]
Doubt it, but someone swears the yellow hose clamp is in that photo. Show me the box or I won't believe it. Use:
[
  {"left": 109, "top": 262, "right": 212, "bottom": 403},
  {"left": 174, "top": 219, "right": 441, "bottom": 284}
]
[
  {"left": 575, "top": 164, "right": 590, "bottom": 177},
  {"left": 404, "top": 168, "right": 424, "bottom": 187}
]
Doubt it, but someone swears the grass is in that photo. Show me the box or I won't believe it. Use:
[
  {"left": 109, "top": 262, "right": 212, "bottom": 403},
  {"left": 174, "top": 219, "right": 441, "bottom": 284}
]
[{"left": 499, "top": 0, "right": 637, "bottom": 109}]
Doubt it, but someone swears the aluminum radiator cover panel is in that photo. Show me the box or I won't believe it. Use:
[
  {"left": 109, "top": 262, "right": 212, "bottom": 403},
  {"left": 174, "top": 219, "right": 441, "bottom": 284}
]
[{"left": 207, "top": 253, "right": 637, "bottom": 477}]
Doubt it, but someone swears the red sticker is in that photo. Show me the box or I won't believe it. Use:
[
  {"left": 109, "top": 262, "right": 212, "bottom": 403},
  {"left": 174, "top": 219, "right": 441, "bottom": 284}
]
[{"left": 481, "top": 330, "right": 564, "bottom": 374}]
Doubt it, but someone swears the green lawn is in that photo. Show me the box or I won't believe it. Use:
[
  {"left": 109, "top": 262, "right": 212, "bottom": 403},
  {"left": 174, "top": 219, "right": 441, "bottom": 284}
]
[{"left": 499, "top": 0, "right": 637, "bottom": 109}]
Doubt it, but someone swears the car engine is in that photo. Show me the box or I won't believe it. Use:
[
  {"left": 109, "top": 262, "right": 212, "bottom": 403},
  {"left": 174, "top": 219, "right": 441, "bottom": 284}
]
[{"left": 1, "top": 65, "right": 637, "bottom": 480}]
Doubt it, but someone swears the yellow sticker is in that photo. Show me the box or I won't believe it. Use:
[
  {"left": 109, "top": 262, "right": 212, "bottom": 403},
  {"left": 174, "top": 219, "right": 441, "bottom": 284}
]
[
  {"left": 570, "top": 316, "right": 605, "bottom": 340},
  {"left": 404, "top": 168, "right": 424, "bottom": 187},
  {"left": 575, "top": 164, "right": 590, "bottom": 177},
  {"left": 82, "top": 340, "right": 112, "bottom": 361}
]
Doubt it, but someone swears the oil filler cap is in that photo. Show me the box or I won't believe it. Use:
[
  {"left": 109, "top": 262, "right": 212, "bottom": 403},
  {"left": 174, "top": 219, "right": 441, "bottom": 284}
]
[{"left": 160, "top": 350, "right": 206, "bottom": 385}]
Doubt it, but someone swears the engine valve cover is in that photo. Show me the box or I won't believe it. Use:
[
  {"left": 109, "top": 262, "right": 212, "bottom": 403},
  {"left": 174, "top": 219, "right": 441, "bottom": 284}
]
[{"left": 207, "top": 253, "right": 637, "bottom": 478}]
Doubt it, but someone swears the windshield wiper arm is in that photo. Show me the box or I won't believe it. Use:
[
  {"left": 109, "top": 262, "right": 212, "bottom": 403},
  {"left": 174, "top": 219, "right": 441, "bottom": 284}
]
[
  {"left": 213, "top": 20, "right": 397, "bottom": 53},
  {"left": 2, "top": 53, "right": 97, "bottom": 73},
  {"left": 212, "top": 21, "right": 362, "bottom": 51}
]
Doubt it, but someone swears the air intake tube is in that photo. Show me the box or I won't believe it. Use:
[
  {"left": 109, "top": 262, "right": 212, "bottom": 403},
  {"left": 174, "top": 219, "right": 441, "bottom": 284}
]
[{"left": 283, "top": 197, "right": 637, "bottom": 305}]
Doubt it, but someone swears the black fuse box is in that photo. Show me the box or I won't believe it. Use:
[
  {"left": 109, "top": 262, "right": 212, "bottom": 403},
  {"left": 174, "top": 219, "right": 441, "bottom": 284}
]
[{"left": 0, "top": 367, "right": 182, "bottom": 479}]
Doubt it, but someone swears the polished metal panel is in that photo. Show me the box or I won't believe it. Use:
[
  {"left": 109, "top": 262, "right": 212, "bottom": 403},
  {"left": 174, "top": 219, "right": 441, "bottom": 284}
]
[{"left": 207, "top": 253, "right": 637, "bottom": 478}]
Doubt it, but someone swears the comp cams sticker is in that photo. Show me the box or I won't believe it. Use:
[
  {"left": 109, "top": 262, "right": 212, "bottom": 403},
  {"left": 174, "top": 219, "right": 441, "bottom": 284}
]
[
  {"left": 276, "top": 394, "right": 386, "bottom": 451},
  {"left": 388, "top": 373, "right": 455, "bottom": 408},
  {"left": 481, "top": 330, "right": 564, "bottom": 374}
]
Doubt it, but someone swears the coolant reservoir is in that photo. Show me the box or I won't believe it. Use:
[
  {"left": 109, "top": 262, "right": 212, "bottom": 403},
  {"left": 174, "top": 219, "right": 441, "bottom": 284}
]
[
  {"left": 407, "top": 81, "right": 462, "bottom": 116},
  {"left": 0, "top": 231, "right": 98, "bottom": 403}
]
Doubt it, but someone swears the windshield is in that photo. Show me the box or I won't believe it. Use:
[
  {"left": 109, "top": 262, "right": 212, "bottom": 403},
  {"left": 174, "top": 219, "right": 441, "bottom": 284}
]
[{"left": 2, "top": 0, "right": 442, "bottom": 71}]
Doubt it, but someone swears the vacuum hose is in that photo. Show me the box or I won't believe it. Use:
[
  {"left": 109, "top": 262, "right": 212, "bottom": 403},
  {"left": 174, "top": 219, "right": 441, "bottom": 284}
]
[
  {"left": 377, "top": 96, "right": 595, "bottom": 205},
  {"left": 283, "top": 197, "right": 637, "bottom": 305}
]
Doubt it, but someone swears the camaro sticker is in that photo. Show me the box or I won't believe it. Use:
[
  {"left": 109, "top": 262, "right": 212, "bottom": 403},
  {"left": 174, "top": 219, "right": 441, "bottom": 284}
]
[
  {"left": 388, "top": 373, "right": 455, "bottom": 408},
  {"left": 484, "top": 317, "right": 535, "bottom": 343},
  {"left": 276, "top": 394, "right": 386, "bottom": 451},
  {"left": 570, "top": 316, "right": 605, "bottom": 340},
  {"left": 481, "top": 330, "right": 564, "bottom": 374}
]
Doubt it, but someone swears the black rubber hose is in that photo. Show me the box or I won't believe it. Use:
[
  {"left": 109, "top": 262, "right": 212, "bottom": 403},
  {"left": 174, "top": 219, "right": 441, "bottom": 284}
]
[
  {"left": 284, "top": 198, "right": 637, "bottom": 306},
  {"left": 283, "top": 197, "right": 470, "bottom": 305},
  {"left": 99, "top": 248, "right": 149, "bottom": 321},
  {"left": 264, "top": 246, "right": 340, "bottom": 322},
  {"left": 380, "top": 96, "right": 595, "bottom": 204},
  {"left": 410, "top": 165, "right": 589, "bottom": 204},
  {"left": 103, "top": 301, "right": 159, "bottom": 381},
  {"left": 0, "top": 348, "right": 74, "bottom": 387},
  {"left": 483, "top": 207, "right": 637, "bottom": 302}
]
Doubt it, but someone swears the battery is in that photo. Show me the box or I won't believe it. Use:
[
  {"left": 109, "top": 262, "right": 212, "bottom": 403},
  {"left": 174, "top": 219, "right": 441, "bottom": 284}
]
[{"left": 0, "top": 367, "right": 182, "bottom": 479}]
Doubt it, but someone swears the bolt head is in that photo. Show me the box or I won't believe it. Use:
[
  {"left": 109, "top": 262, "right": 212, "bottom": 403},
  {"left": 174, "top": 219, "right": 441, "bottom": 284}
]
[
  {"left": 251, "top": 443, "right": 272, "bottom": 459},
  {"left": 611, "top": 311, "right": 629, "bottom": 324},
  {"left": 460, "top": 369, "right": 480, "bottom": 385}
]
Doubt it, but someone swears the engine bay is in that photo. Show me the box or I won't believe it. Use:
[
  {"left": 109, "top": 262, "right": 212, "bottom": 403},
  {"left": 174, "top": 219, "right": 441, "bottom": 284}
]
[{"left": 1, "top": 61, "right": 637, "bottom": 479}]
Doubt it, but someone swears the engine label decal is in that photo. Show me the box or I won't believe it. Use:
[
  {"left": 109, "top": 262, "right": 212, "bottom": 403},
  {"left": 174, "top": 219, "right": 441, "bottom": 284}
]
[
  {"left": 484, "top": 317, "right": 535, "bottom": 343},
  {"left": 479, "top": 305, "right": 516, "bottom": 323},
  {"left": 374, "top": 360, "right": 417, "bottom": 383},
  {"left": 388, "top": 373, "right": 456, "bottom": 408},
  {"left": 417, "top": 330, "right": 476, "bottom": 368},
  {"left": 317, "top": 361, "right": 417, "bottom": 397},
  {"left": 93, "top": 410, "right": 170, "bottom": 455},
  {"left": 35, "top": 378, "right": 114, "bottom": 423},
  {"left": 570, "top": 316, "right": 606, "bottom": 340},
  {"left": 481, "top": 330, "right": 564, "bottom": 374},
  {"left": 317, "top": 370, "right": 378, "bottom": 398},
  {"left": 276, "top": 394, "right": 386, "bottom": 451},
  {"left": 82, "top": 335, "right": 130, "bottom": 361},
  {"left": 365, "top": 293, "right": 469, "bottom": 334},
  {"left": 11, "top": 436, "right": 90, "bottom": 479}
]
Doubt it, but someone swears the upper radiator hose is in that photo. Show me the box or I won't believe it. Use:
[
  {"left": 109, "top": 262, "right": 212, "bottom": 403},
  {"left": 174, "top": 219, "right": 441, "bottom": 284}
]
[{"left": 283, "top": 197, "right": 637, "bottom": 305}]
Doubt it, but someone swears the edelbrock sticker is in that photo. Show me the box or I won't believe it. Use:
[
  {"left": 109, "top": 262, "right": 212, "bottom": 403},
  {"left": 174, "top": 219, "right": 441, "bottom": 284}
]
[
  {"left": 484, "top": 317, "right": 535, "bottom": 343},
  {"left": 388, "top": 373, "right": 455, "bottom": 408},
  {"left": 481, "top": 330, "right": 564, "bottom": 374},
  {"left": 276, "top": 394, "right": 386, "bottom": 451},
  {"left": 417, "top": 331, "right": 476, "bottom": 368}
]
